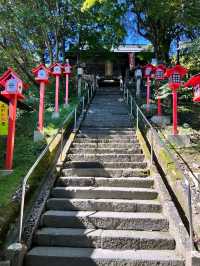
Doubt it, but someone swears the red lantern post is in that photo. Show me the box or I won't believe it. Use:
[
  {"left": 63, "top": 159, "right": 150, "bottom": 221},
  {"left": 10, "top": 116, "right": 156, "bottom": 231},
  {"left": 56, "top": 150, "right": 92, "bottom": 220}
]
[
  {"left": 63, "top": 59, "right": 72, "bottom": 107},
  {"left": 165, "top": 65, "right": 187, "bottom": 135},
  {"left": 50, "top": 63, "right": 63, "bottom": 118},
  {"left": 32, "top": 64, "right": 50, "bottom": 133},
  {"left": 155, "top": 65, "right": 166, "bottom": 116},
  {"left": 0, "top": 68, "right": 28, "bottom": 170},
  {"left": 184, "top": 74, "right": 200, "bottom": 102},
  {"left": 144, "top": 64, "right": 155, "bottom": 112}
]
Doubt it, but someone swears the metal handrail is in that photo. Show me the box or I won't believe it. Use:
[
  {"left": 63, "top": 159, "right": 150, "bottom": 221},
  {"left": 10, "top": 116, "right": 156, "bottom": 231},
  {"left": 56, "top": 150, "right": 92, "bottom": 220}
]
[
  {"left": 18, "top": 78, "right": 96, "bottom": 243},
  {"left": 124, "top": 84, "right": 194, "bottom": 251}
]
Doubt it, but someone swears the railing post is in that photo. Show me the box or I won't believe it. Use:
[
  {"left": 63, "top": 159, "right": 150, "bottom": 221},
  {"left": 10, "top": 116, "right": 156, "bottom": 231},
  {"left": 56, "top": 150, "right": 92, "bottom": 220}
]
[
  {"left": 73, "top": 107, "right": 77, "bottom": 132},
  {"left": 18, "top": 180, "right": 26, "bottom": 242},
  {"left": 60, "top": 127, "right": 64, "bottom": 161},
  {"left": 88, "top": 88, "right": 90, "bottom": 104},
  {"left": 186, "top": 179, "right": 194, "bottom": 251},
  {"left": 136, "top": 106, "right": 139, "bottom": 131},
  {"left": 82, "top": 96, "right": 85, "bottom": 114},
  {"left": 150, "top": 128, "right": 153, "bottom": 168},
  {"left": 130, "top": 95, "right": 133, "bottom": 116}
]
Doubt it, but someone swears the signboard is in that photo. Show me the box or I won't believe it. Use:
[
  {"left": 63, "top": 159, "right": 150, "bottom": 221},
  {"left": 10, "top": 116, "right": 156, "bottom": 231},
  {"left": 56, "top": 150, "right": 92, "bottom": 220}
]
[
  {"left": 38, "top": 69, "right": 47, "bottom": 79},
  {"left": 128, "top": 53, "right": 135, "bottom": 70},
  {"left": 6, "top": 79, "right": 18, "bottom": 93},
  {"left": 0, "top": 101, "right": 8, "bottom": 136},
  {"left": 53, "top": 66, "right": 61, "bottom": 74}
]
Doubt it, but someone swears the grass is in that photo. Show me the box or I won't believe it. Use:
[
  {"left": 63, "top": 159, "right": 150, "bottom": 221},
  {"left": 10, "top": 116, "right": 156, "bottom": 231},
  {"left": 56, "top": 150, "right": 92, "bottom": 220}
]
[
  {"left": 0, "top": 101, "right": 78, "bottom": 207},
  {"left": 0, "top": 77, "right": 80, "bottom": 208}
]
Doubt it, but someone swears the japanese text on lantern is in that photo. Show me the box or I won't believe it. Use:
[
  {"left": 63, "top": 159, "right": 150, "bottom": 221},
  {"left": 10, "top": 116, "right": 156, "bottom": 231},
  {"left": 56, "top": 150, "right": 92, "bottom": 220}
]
[{"left": 0, "top": 101, "right": 8, "bottom": 136}]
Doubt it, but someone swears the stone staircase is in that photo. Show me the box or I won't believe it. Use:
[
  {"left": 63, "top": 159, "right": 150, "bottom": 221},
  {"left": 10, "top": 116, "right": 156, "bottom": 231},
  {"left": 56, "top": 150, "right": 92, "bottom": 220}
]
[{"left": 25, "top": 87, "right": 185, "bottom": 265}]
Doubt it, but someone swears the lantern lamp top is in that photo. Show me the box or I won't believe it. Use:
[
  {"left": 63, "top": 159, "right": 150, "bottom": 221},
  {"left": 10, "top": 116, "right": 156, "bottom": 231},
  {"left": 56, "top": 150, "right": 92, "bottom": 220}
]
[
  {"left": 165, "top": 64, "right": 187, "bottom": 79},
  {"left": 50, "top": 63, "right": 63, "bottom": 76},
  {"left": 63, "top": 60, "right": 72, "bottom": 75},
  {"left": 155, "top": 64, "right": 166, "bottom": 80},
  {"left": 184, "top": 74, "right": 200, "bottom": 88},
  {"left": 165, "top": 64, "right": 187, "bottom": 90},
  {"left": 0, "top": 68, "right": 28, "bottom": 89},
  {"left": 32, "top": 64, "right": 51, "bottom": 83},
  {"left": 144, "top": 64, "right": 155, "bottom": 78}
]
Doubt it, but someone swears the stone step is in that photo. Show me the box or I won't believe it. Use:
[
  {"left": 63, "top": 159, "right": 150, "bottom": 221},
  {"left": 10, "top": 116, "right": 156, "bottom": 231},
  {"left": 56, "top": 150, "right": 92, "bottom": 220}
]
[
  {"left": 78, "top": 128, "right": 136, "bottom": 136},
  {"left": 69, "top": 148, "right": 142, "bottom": 154},
  {"left": 67, "top": 154, "right": 145, "bottom": 162},
  {"left": 81, "top": 123, "right": 132, "bottom": 128},
  {"left": 51, "top": 186, "right": 158, "bottom": 200},
  {"left": 25, "top": 247, "right": 184, "bottom": 266},
  {"left": 41, "top": 211, "right": 169, "bottom": 231},
  {"left": 76, "top": 134, "right": 136, "bottom": 140},
  {"left": 80, "top": 127, "right": 134, "bottom": 131},
  {"left": 64, "top": 161, "right": 147, "bottom": 169},
  {"left": 74, "top": 138, "right": 138, "bottom": 143},
  {"left": 62, "top": 168, "right": 149, "bottom": 178},
  {"left": 46, "top": 198, "right": 162, "bottom": 212},
  {"left": 85, "top": 116, "right": 130, "bottom": 121},
  {"left": 72, "top": 143, "right": 140, "bottom": 149},
  {"left": 77, "top": 133, "right": 137, "bottom": 140},
  {"left": 56, "top": 176, "right": 154, "bottom": 188},
  {"left": 34, "top": 228, "right": 175, "bottom": 250}
]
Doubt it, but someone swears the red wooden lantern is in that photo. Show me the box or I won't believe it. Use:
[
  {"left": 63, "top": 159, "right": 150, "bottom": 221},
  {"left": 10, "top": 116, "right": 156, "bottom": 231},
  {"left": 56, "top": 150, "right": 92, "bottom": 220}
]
[
  {"left": 155, "top": 65, "right": 166, "bottom": 81},
  {"left": 184, "top": 74, "right": 200, "bottom": 102},
  {"left": 49, "top": 63, "right": 63, "bottom": 118},
  {"left": 63, "top": 59, "right": 72, "bottom": 106},
  {"left": 0, "top": 68, "right": 28, "bottom": 170},
  {"left": 165, "top": 65, "right": 187, "bottom": 135},
  {"left": 154, "top": 65, "right": 166, "bottom": 116},
  {"left": 144, "top": 64, "right": 154, "bottom": 78},
  {"left": 144, "top": 64, "right": 155, "bottom": 112},
  {"left": 32, "top": 64, "right": 51, "bottom": 133}
]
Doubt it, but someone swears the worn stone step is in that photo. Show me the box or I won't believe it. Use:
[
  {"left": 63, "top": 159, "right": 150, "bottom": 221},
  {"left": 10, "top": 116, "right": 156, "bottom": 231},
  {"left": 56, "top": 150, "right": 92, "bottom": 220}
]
[
  {"left": 51, "top": 187, "right": 158, "bottom": 200},
  {"left": 67, "top": 153, "right": 145, "bottom": 162},
  {"left": 41, "top": 211, "right": 169, "bottom": 231},
  {"left": 74, "top": 138, "right": 138, "bottom": 143},
  {"left": 25, "top": 247, "right": 185, "bottom": 266},
  {"left": 34, "top": 228, "right": 175, "bottom": 250},
  {"left": 80, "top": 127, "right": 134, "bottom": 132},
  {"left": 62, "top": 168, "right": 149, "bottom": 178},
  {"left": 79, "top": 129, "right": 135, "bottom": 135},
  {"left": 69, "top": 148, "right": 142, "bottom": 154},
  {"left": 56, "top": 176, "right": 154, "bottom": 188},
  {"left": 84, "top": 118, "right": 131, "bottom": 123},
  {"left": 72, "top": 143, "right": 140, "bottom": 149},
  {"left": 81, "top": 123, "right": 132, "bottom": 128},
  {"left": 46, "top": 198, "right": 162, "bottom": 212},
  {"left": 64, "top": 161, "right": 147, "bottom": 169},
  {"left": 76, "top": 134, "right": 137, "bottom": 140}
]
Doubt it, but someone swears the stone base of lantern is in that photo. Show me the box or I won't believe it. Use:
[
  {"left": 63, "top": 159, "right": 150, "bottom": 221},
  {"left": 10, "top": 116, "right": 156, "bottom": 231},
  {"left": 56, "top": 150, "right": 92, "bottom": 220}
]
[
  {"left": 34, "top": 130, "right": 45, "bottom": 142},
  {"left": 0, "top": 170, "right": 13, "bottom": 177},
  {"left": 167, "top": 134, "right": 191, "bottom": 148},
  {"left": 52, "top": 111, "right": 60, "bottom": 119},
  {"left": 141, "top": 103, "right": 157, "bottom": 111},
  {"left": 151, "top": 115, "right": 170, "bottom": 127}
]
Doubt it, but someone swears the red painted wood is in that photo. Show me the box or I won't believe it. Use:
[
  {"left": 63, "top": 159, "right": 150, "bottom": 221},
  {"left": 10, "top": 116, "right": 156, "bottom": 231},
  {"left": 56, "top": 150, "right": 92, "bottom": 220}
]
[
  {"left": 65, "top": 74, "right": 69, "bottom": 105},
  {"left": 55, "top": 75, "right": 60, "bottom": 113},
  {"left": 38, "top": 81, "right": 45, "bottom": 132},
  {"left": 5, "top": 94, "right": 17, "bottom": 170},
  {"left": 172, "top": 89, "right": 178, "bottom": 135}
]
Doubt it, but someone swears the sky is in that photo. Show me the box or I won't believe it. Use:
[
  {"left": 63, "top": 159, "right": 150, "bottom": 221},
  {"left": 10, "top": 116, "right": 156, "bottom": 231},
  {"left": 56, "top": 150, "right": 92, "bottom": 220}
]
[{"left": 123, "top": 11, "right": 150, "bottom": 45}]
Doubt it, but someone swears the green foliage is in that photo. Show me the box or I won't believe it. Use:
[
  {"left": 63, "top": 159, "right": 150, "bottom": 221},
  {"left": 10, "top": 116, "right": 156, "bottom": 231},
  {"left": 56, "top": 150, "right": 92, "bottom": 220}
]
[
  {"left": 0, "top": 0, "right": 126, "bottom": 84},
  {"left": 178, "top": 38, "right": 200, "bottom": 73},
  {"left": 130, "top": 0, "right": 200, "bottom": 63}
]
